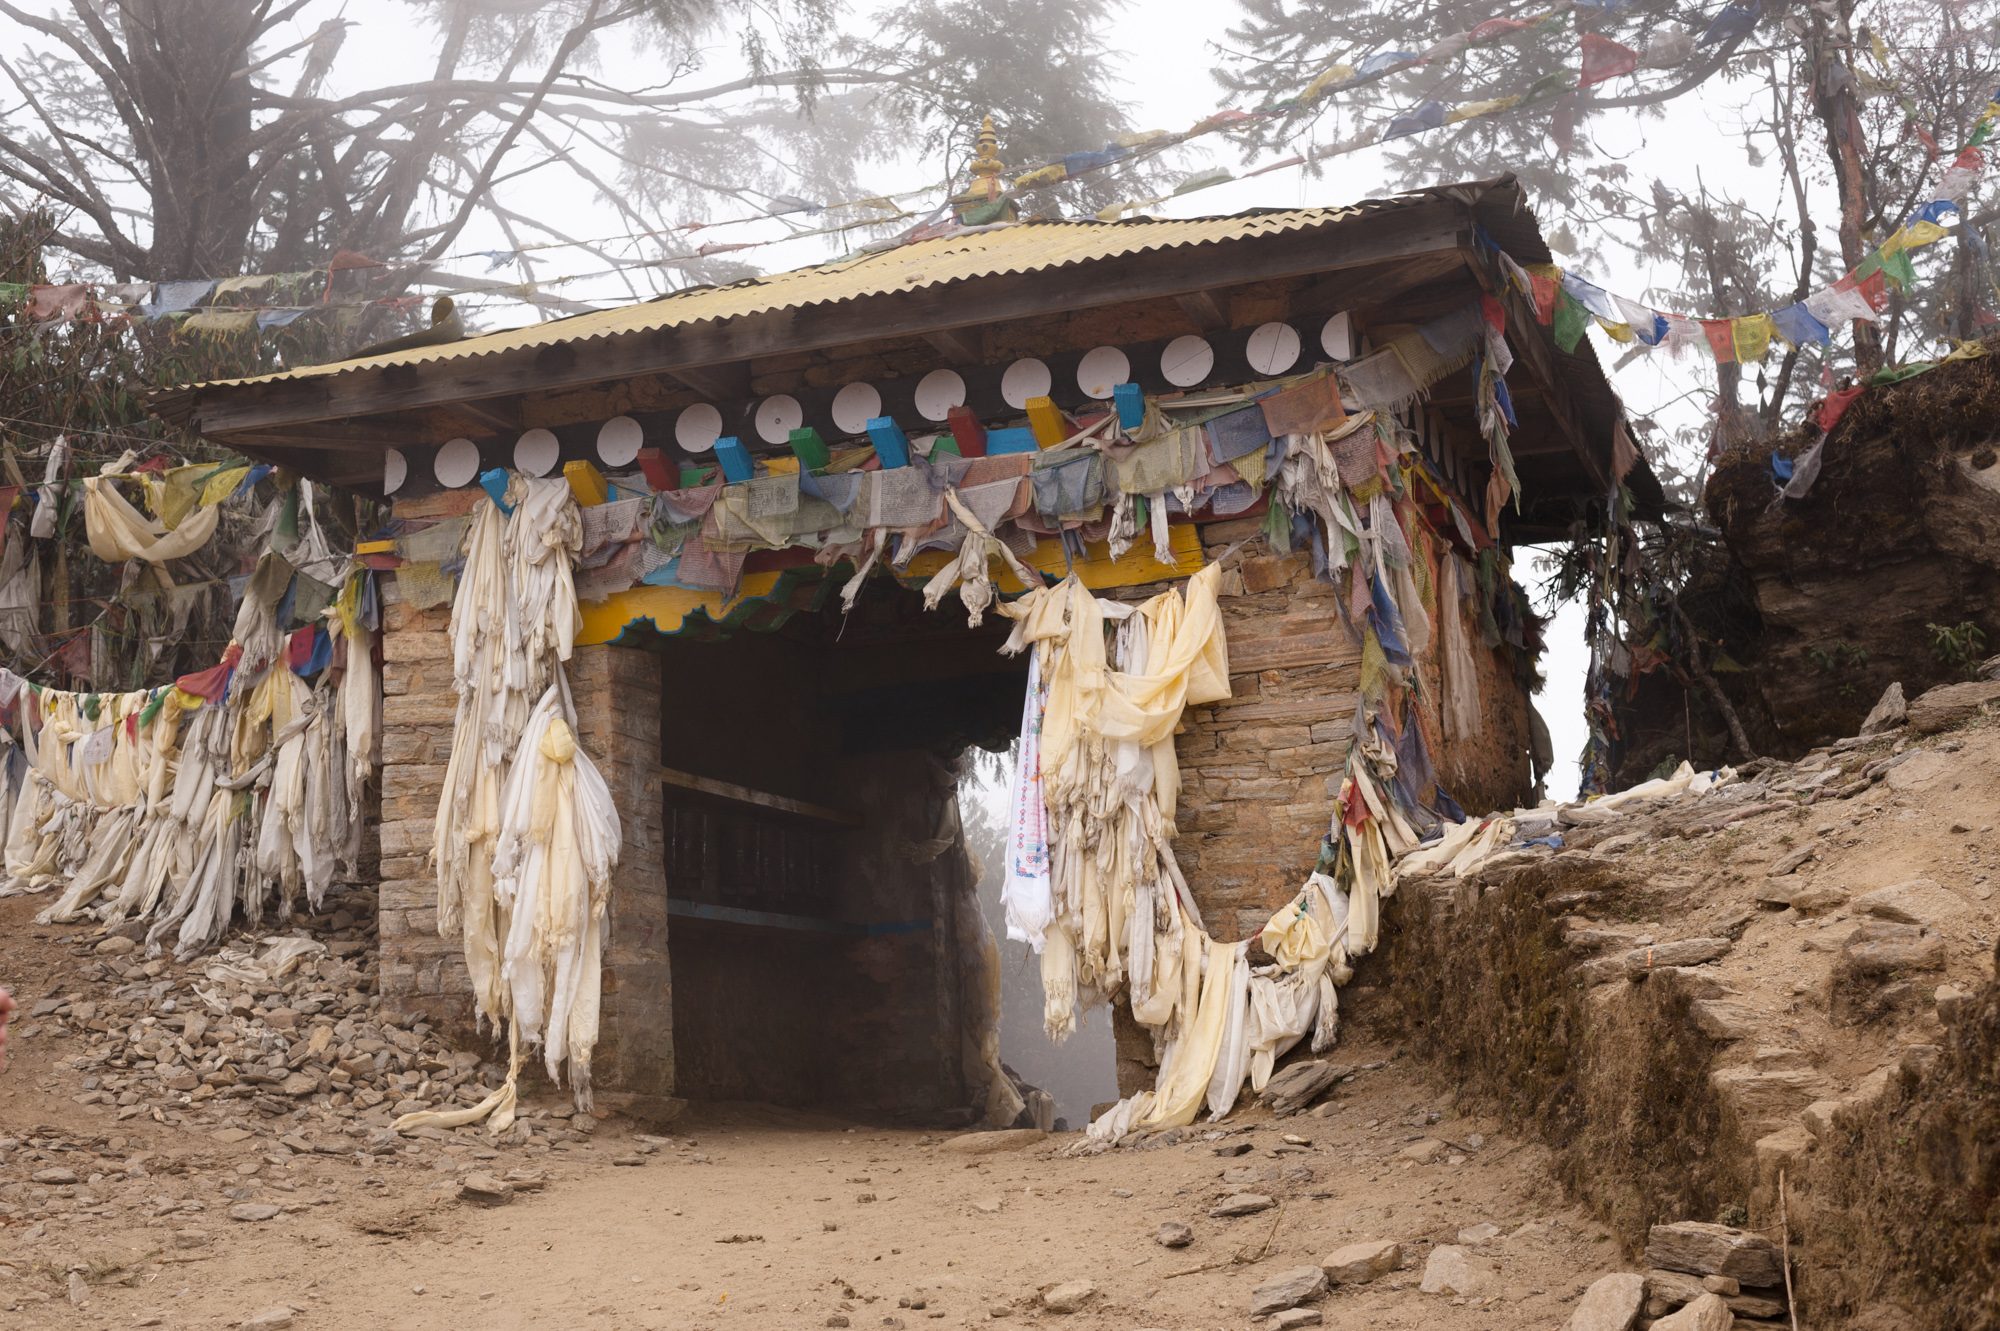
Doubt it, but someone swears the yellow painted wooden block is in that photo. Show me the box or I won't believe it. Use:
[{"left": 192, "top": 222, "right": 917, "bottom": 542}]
[
  {"left": 763, "top": 456, "right": 800, "bottom": 476},
  {"left": 1025, "top": 396, "right": 1068, "bottom": 447},
  {"left": 355, "top": 539, "right": 396, "bottom": 555},
  {"left": 564, "top": 459, "right": 608, "bottom": 506}
]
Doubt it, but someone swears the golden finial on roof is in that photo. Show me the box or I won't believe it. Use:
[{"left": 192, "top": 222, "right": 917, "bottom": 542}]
[
  {"left": 969, "top": 116, "right": 1004, "bottom": 193},
  {"left": 954, "top": 114, "right": 1017, "bottom": 225}
]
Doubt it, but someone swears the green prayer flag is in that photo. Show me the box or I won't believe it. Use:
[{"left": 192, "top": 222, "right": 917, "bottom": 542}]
[
  {"left": 1553, "top": 289, "right": 1590, "bottom": 353},
  {"left": 1879, "top": 246, "right": 1917, "bottom": 291}
]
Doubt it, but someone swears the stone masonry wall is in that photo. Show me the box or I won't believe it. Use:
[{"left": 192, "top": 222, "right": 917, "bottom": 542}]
[{"left": 374, "top": 490, "right": 673, "bottom": 1116}]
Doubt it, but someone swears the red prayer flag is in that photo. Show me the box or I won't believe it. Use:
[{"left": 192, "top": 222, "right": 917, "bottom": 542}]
[
  {"left": 1837, "top": 269, "right": 1891, "bottom": 313},
  {"left": 1529, "top": 273, "right": 1559, "bottom": 324},
  {"left": 1470, "top": 17, "right": 1531, "bottom": 41},
  {"left": 1701, "top": 319, "right": 1737, "bottom": 363},
  {"left": 1479, "top": 292, "right": 1507, "bottom": 333},
  {"left": 1579, "top": 32, "right": 1639, "bottom": 87},
  {"left": 1818, "top": 385, "right": 1866, "bottom": 434}
]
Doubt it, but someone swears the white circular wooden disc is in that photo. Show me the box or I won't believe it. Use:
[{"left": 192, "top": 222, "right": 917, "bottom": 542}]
[
  {"left": 1076, "top": 345, "right": 1130, "bottom": 399},
  {"left": 1247, "top": 321, "right": 1302, "bottom": 375},
  {"left": 1320, "top": 311, "right": 1354, "bottom": 361},
  {"left": 914, "top": 369, "right": 967, "bottom": 422},
  {"left": 434, "top": 437, "right": 479, "bottom": 488},
  {"left": 1160, "top": 335, "right": 1216, "bottom": 387},
  {"left": 597, "top": 416, "right": 643, "bottom": 466},
  {"left": 755, "top": 394, "right": 804, "bottom": 445},
  {"left": 831, "top": 382, "right": 882, "bottom": 435},
  {"left": 1000, "top": 357, "right": 1052, "bottom": 409},
  {"left": 675, "top": 402, "right": 723, "bottom": 453},
  {"left": 383, "top": 448, "right": 407, "bottom": 495},
  {"left": 513, "top": 427, "right": 560, "bottom": 476}
]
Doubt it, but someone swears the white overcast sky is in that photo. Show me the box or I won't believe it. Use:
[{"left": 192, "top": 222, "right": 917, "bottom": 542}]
[{"left": 17, "top": 0, "right": 1829, "bottom": 798}]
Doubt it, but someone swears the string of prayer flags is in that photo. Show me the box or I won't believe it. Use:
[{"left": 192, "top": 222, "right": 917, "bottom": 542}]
[{"left": 1772, "top": 302, "right": 1831, "bottom": 348}]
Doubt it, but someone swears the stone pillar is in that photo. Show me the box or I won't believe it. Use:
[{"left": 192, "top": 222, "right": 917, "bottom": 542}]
[
  {"left": 375, "top": 497, "right": 477, "bottom": 1032},
  {"left": 568, "top": 641, "right": 676, "bottom": 1118}
]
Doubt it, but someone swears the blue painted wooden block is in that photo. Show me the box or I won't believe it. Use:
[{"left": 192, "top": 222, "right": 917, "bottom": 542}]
[
  {"left": 866, "top": 417, "right": 910, "bottom": 469},
  {"left": 1114, "top": 381, "right": 1146, "bottom": 430},
  {"left": 713, "top": 435, "right": 753, "bottom": 483},
  {"left": 986, "top": 427, "right": 1038, "bottom": 455},
  {"left": 477, "top": 468, "right": 514, "bottom": 513}
]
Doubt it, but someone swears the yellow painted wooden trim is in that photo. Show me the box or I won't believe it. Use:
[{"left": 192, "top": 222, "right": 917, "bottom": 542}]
[
  {"left": 354, "top": 539, "right": 397, "bottom": 555},
  {"left": 578, "top": 522, "right": 1206, "bottom": 645},
  {"left": 577, "top": 571, "right": 785, "bottom": 644}
]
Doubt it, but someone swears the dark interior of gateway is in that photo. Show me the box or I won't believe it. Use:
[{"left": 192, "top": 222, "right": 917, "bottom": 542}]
[{"left": 640, "top": 576, "right": 1027, "bottom": 1119}]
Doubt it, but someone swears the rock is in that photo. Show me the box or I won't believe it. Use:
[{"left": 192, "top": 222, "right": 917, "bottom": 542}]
[
  {"left": 1753, "top": 1125, "right": 1813, "bottom": 1182},
  {"left": 1261, "top": 1060, "right": 1346, "bottom": 1116},
  {"left": 1936, "top": 982, "right": 1972, "bottom": 1025},
  {"left": 1648, "top": 1270, "right": 1783, "bottom": 1320},
  {"left": 1690, "top": 1000, "right": 1761, "bottom": 1042},
  {"left": 1852, "top": 878, "right": 1958, "bottom": 926},
  {"left": 1209, "top": 1192, "right": 1275, "bottom": 1218},
  {"left": 1623, "top": 938, "right": 1732, "bottom": 978},
  {"left": 279, "top": 1072, "right": 318, "bottom": 1097},
  {"left": 1837, "top": 922, "right": 1946, "bottom": 980},
  {"left": 1883, "top": 750, "right": 1952, "bottom": 791},
  {"left": 94, "top": 935, "right": 137, "bottom": 956},
  {"left": 1419, "top": 1244, "right": 1489, "bottom": 1296},
  {"left": 1859, "top": 682, "right": 1906, "bottom": 735},
  {"left": 938, "top": 1128, "right": 1044, "bottom": 1155},
  {"left": 1906, "top": 678, "right": 2000, "bottom": 734},
  {"left": 1398, "top": 1138, "right": 1446, "bottom": 1164},
  {"left": 1249, "top": 1266, "right": 1327, "bottom": 1315},
  {"left": 1646, "top": 1222, "right": 1784, "bottom": 1288},
  {"left": 229, "top": 1203, "right": 282, "bottom": 1222},
  {"left": 458, "top": 1172, "right": 515, "bottom": 1206},
  {"left": 1567, "top": 1272, "right": 1645, "bottom": 1331},
  {"left": 240, "top": 1308, "right": 296, "bottom": 1330},
  {"left": 1321, "top": 1239, "right": 1401, "bottom": 1284},
  {"left": 31, "top": 1167, "right": 79, "bottom": 1185},
  {"left": 1213, "top": 1140, "right": 1254, "bottom": 1157},
  {"left": 1458, "top": 1222, "right": 1501, "bottom": 1245},
  {"left": 1651, "top": 1292, "right": 1734, "bottom": 1330},
  {"left": 1269, "top": 1310, "right": 1322, "bottom": 1329},
  {"left": 1801, "top": 1099, "right": 1843, "bottom": 1140},
  {"left": 1038, "top": 1280, "right": 1096, "bottom": 1314},
  {"left": 1155, "top": 1221, "right": 1193, "bottom": 1249},
  {"left": 1767, "top": 845, "right": 1817, "bottom": 876},
  {"left": 1709, "top": 1066, "right": 1820, "bottom": 1131},
  {"left": 1787, "top": 884, "right": 1850, "bottom": 915},
  {"left": 1701, "top": 1276, "right": 1741, "bottom": 1296}
]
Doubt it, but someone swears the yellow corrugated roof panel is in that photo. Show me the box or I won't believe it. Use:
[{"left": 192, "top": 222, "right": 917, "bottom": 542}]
[{"left": 197, "top": 206, "right": 1381, "bottom": 389}]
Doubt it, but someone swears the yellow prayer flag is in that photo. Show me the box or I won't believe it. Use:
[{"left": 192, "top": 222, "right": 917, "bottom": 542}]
[
  {"left": 197, "top": 465, "right": 250, "bottom": 508},
  {"left": 1879, "top": 226, "right": 1912, "bottom": 257},
  {"left": 1010, "top": 163, "right": 1066, "bottom": 189},
  {"left": 1597, "top": 317, "right": 1635, "bottom": 343},
  {"left": 1903, "top": 220, "right": 1949, "bottom": 248},
  {"left": 1447, "top": 96, "right": 1521, "bottom": 124},
  {"left": 1732, "top": 313, "right": 1774, "bottom": 363},
  {"left": 1303, "top": 64, "right": 1356, "bottom": 100}
]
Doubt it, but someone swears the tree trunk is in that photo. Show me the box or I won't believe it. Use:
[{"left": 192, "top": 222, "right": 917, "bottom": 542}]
[
  {"left": 1807, "top": 5, "right": 1880, "bottom": 374},
  {"left": 121, "top": 0, "right": 259, "bottom": 278}
]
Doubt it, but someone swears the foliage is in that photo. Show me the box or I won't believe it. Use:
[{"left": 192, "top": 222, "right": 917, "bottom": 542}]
[
  {"left": 1925, "top": 618, "right": 1989, "bottom": 676},
  {"left": 0, "top": 0, "right": 1146, "bottom": 327},
  {"left": 1214, "top": 0, "right": 2000, "bottom": 438}
]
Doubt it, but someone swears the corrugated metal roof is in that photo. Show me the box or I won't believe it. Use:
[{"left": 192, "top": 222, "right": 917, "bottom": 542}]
[{"left": 190, "top": 201, "right": 1403, "bottom": 390}]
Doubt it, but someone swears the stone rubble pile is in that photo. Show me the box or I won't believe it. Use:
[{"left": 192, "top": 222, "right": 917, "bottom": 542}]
[{"left": 0, "top": 883, "right": 644, "bottom": 1312}]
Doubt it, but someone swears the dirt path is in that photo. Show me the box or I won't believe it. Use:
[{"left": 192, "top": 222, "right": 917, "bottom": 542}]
[{"left": 0, "top": 893, "right": 1628, "bottom": 1331}]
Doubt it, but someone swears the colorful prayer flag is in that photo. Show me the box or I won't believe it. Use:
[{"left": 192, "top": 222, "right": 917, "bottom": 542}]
[
  {"left": 1701, "top": 319, "right": 1737, "bottom": 363},
  {"left": 1731, "top": 313, "right": 1774, "bottom": 363},
  {"left": 1580, "top": 33, "right": 1639, "bottom": 87},
  {"left": 1553, "top": 290, "right": 1590, "bottom": 352}
]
